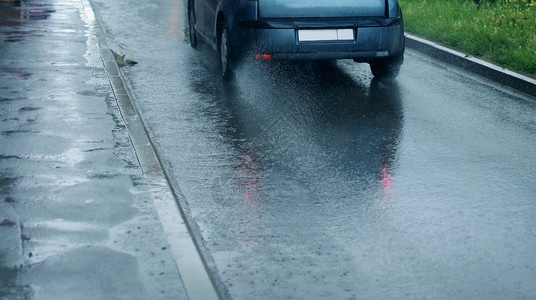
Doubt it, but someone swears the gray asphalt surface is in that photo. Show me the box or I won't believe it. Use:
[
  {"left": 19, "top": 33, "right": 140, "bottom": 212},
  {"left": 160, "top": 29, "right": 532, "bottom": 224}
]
[
  {"left": 90, "top": 0, "right": 536, "bottom": 299},
  {"left": 0, "top": 1, "right": 186, "bottom": 299}
]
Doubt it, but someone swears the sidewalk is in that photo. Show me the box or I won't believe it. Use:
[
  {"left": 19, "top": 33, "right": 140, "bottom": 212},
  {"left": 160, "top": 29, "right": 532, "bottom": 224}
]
[{"left": 0, "top": 1, "right": 186, "bottom": 299}]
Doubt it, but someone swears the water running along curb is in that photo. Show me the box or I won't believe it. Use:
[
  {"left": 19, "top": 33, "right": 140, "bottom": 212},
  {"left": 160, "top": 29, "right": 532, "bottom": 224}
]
[
  {"left": 405, "top": 34, "right": 536, "bottom": 98},
  {"left": 80, "top": 0, "right": 221, "bottom": 299}
]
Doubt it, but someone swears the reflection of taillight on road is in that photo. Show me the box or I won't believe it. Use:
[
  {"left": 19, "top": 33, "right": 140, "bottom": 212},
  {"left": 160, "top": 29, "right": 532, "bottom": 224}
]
[
  {"left": 236, "top": 151, "right": 264, "bottom": 251},
  {"left": 378, "top": 163, "right": 394, "bottom": 213},
  {"left": 239, "top": 152, "right": 261, "bottom": 206},
  {"left": 241, "top": 174, "right": 259, "bottom": 205},
  {"left": 381, "top": 164, "right": 392, "bottom": 187}
]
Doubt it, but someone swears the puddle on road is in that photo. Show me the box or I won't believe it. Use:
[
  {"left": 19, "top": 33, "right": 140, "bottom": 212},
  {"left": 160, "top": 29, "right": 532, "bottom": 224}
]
[
  {"left": 18, "top": 106, "right": 41, "bottom": 112},
  {"left": 4, "top": 37, "right": 24, "bottom": 43},
  {"left": 1, "top": 129, "right": 41, "bottom": 136},
  {"left": 21, "top": 3, "right": 56, "bottom": 20},
  {"left": 1, "top": 1, "right": 56, "bottom": 45},
  {"left": 0, "top": 154, "right": 24, "bottom": 160},
  {"left": 0, "top": 97, "right": 27, "bottom": 103},
  {"left": 0, "top": 174, "right": 19, "bottom": 195},
  {"left": 0, "top": 219, "right": 17, "bottom": 227},
  {"left": 0, "top": 1, "right": 55, "bottom": 22},
  {"left": 1, "top": 68, "right": 33, "bottom": 79}
]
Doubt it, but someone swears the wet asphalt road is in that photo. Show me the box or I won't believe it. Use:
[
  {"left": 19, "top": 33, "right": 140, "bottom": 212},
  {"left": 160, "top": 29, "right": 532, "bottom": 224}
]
[{"left": 96, "top": 0, "right": 536, "bottom": 298}]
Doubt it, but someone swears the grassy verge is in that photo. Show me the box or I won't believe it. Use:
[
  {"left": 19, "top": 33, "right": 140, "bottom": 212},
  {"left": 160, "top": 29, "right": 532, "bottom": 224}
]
[{"left": 400, "top": 0, "right": 536, "bottom": 78}]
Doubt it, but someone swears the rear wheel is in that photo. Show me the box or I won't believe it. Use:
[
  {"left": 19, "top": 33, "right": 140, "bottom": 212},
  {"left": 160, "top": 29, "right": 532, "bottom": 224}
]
[
  {"left": 188, "top": 2, "right": 198, "bottom": 48},
  {"left": 219, "top": 26, "right": 232, "bottom": 80},
  {"left": 369, "top": 54, "right": 403, "bottom": 79}
]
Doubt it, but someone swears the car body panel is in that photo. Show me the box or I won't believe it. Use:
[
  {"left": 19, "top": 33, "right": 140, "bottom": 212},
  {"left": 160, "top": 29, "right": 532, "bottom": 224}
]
[
  {"left": 204, "top": 0, "right": 218, "bottom": 39},
  {"left": 258, "top": 0, "right": 385, "bottom": 18},
  {"left": 193, "top": 0, "right": 205, "bottom": 35}
]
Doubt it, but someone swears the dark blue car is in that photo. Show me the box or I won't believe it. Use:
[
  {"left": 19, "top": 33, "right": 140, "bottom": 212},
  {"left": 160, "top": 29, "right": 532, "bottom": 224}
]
[{"left": 188, "top": 0, "right": 405, "bottom": 79}]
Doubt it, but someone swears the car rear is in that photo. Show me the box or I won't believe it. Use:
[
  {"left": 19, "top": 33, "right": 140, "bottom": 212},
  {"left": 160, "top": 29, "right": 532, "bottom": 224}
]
[{"left": 234, "top": 0, "right": 405, "bottom": 75}]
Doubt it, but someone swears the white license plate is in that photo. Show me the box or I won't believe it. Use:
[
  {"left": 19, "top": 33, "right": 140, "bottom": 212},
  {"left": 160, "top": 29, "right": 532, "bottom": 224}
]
[{"left": 298, "top": 29, "right": 354, "bottom": 42}]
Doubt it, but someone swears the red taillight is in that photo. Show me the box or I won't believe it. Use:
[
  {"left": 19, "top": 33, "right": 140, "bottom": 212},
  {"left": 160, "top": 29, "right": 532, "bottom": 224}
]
[{"left": 255, "top": 54, "right": 272, "bottom": 60}]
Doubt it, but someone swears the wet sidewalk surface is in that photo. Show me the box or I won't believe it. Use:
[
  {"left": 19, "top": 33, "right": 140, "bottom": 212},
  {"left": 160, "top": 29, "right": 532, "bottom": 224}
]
[{"left": 0, "top": 1, "right": 186, "bottom": 299}]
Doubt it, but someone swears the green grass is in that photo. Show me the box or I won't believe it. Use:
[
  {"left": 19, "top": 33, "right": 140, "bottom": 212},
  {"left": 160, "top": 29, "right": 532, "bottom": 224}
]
[{"left": 400, "top": 0, "right": 536, "bottom": 78}]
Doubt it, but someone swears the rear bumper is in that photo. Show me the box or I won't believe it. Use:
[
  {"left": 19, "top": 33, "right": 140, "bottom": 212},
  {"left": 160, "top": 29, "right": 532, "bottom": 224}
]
[
  {"left": 262, "top": 51, "right": 393, "bottom": 61},
  {"left": 235, "top": 18, "right": 405, "bottom": 61},
  {"left": 238, "top": 17, "right": 402, "bottom": 29}
]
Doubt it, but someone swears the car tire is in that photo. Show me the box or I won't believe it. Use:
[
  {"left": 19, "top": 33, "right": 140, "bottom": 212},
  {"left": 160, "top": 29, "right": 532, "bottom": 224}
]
[
  {"left": 369, "top": 53, "right": 403, "bottom": 79},
  {"left": 219, "top": 26, "right": 233, "bottom": 81},
  {"left": 188, "top": 2, "right": 198, "bottom": 48}
]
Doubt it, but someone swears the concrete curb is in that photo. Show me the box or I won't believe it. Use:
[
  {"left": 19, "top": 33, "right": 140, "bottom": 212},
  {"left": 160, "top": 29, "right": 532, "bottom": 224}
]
[
  {"left": 81, "top": 0, "right": 221, "bottom": 299},
  {"left": 405, "top": 34, "right": 536, "bottom": 98}
]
